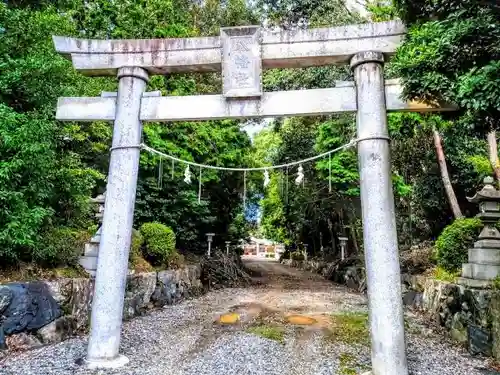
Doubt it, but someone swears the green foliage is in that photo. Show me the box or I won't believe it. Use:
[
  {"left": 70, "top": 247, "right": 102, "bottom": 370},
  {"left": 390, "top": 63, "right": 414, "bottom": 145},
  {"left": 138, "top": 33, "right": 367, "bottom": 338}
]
[
  {"left": 392, "top": 1, "right": 500, "bottom": 135},
  {"left": 0, "top": 0, "right": 257, "bottom": 267},
  {"left": 140, "top": 222, "right": 176, "bottom": 266},
  {"left": 367, "top": 0, "right": 397, "bottom": 21},
  {"left": 130, "top": 229, "right": 144, "bottom": 259},
  {"left": 246, "top": 324, "right": 285, "bottom": 343},
  {"left": 492, "top": 276, "right": 500, "bottom": 291},
  {"left": 433, "top": 266, "right": 460, "bottom": 282},
  {"left": 37, "top": 227, "right": 90, "bottom": 267},
  {"left": 328, "top": 312, "right": 369, "bottom": 345},
  {"left": 128, "top": 228, "right": 153, "bottom": 272},
  {"left": 434, "top": 218, "right": 483, "bottom": 272}
]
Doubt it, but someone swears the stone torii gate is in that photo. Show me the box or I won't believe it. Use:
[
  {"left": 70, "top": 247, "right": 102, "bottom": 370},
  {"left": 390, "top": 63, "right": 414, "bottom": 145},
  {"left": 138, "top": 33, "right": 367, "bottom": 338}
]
[{"left": 53, "top": 21, "right": 454, "bottom": 374}]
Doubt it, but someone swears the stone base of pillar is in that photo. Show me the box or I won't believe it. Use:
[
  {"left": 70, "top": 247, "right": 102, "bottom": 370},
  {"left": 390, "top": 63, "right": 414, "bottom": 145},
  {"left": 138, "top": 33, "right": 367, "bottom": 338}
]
[{"left": 85, "top": 354, "right": 129, "bottom": 369}]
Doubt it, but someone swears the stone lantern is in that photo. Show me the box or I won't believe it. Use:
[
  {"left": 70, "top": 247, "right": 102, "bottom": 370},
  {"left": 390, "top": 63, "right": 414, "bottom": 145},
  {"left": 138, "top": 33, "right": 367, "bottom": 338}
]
[
  {"left": 79, "top": 192, "right": 106, "bottom": 277},
  {"left": 459, "top": 177, "right": 500, "bottom": 288},
  {"left": 206, "top": 233, "right": 215, "bottom": 257},
  {"left": 339, "top": 236, "right": 348, "bottom": 261},
  {"left": 225, "top": 241, "right": 231, "bottom": 256}
]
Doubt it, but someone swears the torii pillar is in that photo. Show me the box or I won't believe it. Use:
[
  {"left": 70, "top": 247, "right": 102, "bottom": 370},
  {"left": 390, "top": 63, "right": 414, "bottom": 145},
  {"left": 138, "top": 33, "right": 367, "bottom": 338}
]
[
  {"left": 86, "top": 67, "right": 149, "bottom": 368},
  {"left": 352, "top": 51, "right": 408, "bottom": 375}
]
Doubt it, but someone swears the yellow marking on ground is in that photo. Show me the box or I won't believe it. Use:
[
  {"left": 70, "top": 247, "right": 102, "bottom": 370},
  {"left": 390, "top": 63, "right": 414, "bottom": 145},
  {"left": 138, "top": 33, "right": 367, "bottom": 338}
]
[
  {"left": 219, "top": 313, "right": 240, "bottom": 324},
  {"left": 285, "top": 315, "right": 317, "bottom": 326}
]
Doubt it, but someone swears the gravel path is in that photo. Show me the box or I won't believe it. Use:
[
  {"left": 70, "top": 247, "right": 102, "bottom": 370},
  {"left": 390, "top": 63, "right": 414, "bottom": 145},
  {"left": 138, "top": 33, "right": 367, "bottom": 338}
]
[{"left": 0, "top": 259, "right": 497, "bottom": 375}]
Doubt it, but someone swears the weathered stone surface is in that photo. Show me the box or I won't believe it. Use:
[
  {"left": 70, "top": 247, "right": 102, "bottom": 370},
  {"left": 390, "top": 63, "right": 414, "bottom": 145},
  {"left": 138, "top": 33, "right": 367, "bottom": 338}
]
[
  {"left": 69, "top": 278, "right": 94, "bottom": 330},
  {"left": 468, "top": 324, "right": 492, "bottom": 356},
  {"left": 53, "top": 20, "right": 406, "bottom": 75},
  {"left": 0, "top": 286, "right": 13, "bottom": 313},
  {"left": 44, "top": 278, "right": 73, "bottom": 306},
  {"left": 490, "top": 291, "right": 500, "bottom": 361},
  {"left": 152, "top": 265, "right": 202, "bottom": 307},
  {"left": 123, "top": 272, "right": 157, "bottom": 320},
  {"left": 58, "top": 80, "right": 454, "bottom": 124},
  {"left": 221, "top": 26, "right": 262, "bottom": 98},
  {"left": 37, "top": 316, "right": 76, "bottom": 344},
  {"left": 450, "top": 312, "right": 467, "bottom": 344},
  {"left": 5, "top": 333, "right": 42, "bottom": 350}
]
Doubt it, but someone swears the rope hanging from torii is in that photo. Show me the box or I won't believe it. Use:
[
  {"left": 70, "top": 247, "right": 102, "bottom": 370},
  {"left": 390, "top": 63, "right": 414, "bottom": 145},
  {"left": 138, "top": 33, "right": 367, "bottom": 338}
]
[{"left": 139, "top": 138, "right": 359, "bottom": 208}]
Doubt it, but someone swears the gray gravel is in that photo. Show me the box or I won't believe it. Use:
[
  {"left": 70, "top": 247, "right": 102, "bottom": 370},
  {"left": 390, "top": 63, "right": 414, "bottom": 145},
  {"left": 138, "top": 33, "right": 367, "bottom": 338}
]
[{"left": 0, "top": 260, "right": 497, "bottom": 375}]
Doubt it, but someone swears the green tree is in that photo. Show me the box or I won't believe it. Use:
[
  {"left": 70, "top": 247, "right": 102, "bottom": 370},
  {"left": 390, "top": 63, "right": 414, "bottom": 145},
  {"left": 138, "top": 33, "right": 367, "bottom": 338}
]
[{"left": 392, "top": 0, "right": 500, "bottom": 135}]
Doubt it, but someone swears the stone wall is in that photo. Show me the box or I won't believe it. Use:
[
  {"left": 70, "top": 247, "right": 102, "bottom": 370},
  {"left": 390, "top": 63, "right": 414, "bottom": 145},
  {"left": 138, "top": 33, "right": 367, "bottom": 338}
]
[
  {"left": 0, "top": 264, "right": 202, "bottom": 350},
  {"left": 401, "top": 274, "right": 499, "bottom": 357},
  {"left": 282, "top": 258, "right": 500, "bottom": 360}
]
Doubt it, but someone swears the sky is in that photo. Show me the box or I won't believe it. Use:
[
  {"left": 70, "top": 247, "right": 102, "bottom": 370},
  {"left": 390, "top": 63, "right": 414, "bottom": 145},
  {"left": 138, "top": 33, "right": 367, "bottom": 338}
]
[{"left": 241, "top": 118, "right": 273, "bottom": 141}]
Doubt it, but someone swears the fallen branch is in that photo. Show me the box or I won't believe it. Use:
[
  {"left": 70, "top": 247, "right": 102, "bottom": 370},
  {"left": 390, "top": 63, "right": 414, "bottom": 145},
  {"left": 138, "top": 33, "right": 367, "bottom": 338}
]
[{"left": 200, "top": 251, "right": 251, "bottom": 289}]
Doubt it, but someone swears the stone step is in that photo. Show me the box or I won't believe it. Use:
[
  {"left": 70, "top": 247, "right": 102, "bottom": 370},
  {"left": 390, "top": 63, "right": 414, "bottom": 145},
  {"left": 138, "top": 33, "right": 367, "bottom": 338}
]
[
  {"left": 84, "top": 243, "right": 99, "bottom": 257},
  {"left": 468, "top": 248, "right": 500, "bottom": 265},
  {"left": 462, "top": 263, "right": 500, "bottom": 280},
  {"left": 474, "top": 239, "right": 500, "bottom": 249},
  {"left": 79, "top": 255, "right": 98, "bottom": 271}
]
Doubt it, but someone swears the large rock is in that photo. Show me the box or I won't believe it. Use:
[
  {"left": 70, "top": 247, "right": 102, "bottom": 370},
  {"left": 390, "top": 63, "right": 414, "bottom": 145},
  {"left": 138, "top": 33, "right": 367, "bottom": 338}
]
[
  {"left": 152, "top": 269, "right": 176, "bottom": 306},
  {"left": 44, "top": 278, "right": 73, "bottom": 306},
  {"left": 152, "top": 266, "right": 202, "bottom": 307},
  {"left": 1, "top": 282, "right": 61, "bottom": 334},
  {"left": 0, "top": 286, "right": 12, "bottom": 313},
  {"left": 37, "top": 316, "right": 76, "bottom": 344},
  {"left": 468, "top": 323, "right": 492, "bottom": 356},
  {"left": 0, "top": 282, "right": 61, "bottom": 349},
  {"left": 69, "top": 278, "right": 94, "bottom": 330},
  {"left": 123, "top": 272, "right": 157, "bottom": 320},
  {"left": 450, "top": 312, "right": 468, "bottom": 344}
]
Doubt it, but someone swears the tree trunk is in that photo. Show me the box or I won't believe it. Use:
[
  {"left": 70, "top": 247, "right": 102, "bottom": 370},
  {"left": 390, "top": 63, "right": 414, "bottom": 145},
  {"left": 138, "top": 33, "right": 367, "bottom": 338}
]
[
  {"left": 327, "top": 218, "right": 336, "bottom": 253},
  {"left": 487, "top": 130, "right": 500, "bottom": 185},
  {"left": 432, "top": 127, "right": 463, "bottom": 219}
]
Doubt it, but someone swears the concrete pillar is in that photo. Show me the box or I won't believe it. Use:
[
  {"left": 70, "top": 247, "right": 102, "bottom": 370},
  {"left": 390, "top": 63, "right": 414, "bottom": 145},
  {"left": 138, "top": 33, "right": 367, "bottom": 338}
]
[
  {"left": 350, "top": 51, "right": 408, "bottom": 375},
  {"left": 86, "top": 67, "right": 149, "bottom": 369}
]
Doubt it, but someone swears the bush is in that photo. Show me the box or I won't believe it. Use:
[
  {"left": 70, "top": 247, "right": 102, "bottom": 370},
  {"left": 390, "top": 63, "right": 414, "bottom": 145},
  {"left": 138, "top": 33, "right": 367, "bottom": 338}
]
[
  {"left": 139, "top": 222, "right": 177, "bottom": 266},
  {"left": 36, "top": 227, "right": 90, "bottom": 267},
  {"left": 433, "top": 266, "right": 460, "bottom": 282},
  {"left": 129, "top": 229, "right": 144, "bottom": 260},
  {"left": 434, "top": 218, "right": 483, "bottom": 272},
  {"left": 128, "top": 229, "right": 154, "bottom": 272}
]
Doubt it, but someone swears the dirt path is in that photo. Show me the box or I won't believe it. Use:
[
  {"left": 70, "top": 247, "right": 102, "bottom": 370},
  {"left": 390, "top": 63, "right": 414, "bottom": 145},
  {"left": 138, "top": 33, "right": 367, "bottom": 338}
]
[{"left": 0, "top": 259, "right": 496, "bottom": 375}]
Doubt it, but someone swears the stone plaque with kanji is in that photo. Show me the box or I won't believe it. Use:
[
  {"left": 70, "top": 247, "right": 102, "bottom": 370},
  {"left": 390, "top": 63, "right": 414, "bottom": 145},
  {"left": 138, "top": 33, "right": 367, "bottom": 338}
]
[{"left": 221, "top": 26, "right": 262, "bottom": 98}]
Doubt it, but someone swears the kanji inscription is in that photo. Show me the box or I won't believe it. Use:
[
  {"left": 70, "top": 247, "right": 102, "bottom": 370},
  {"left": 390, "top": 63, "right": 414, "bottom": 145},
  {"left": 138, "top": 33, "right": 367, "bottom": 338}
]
[{"left": 221, "top": 26, "right": 262, "bottom": 98}]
